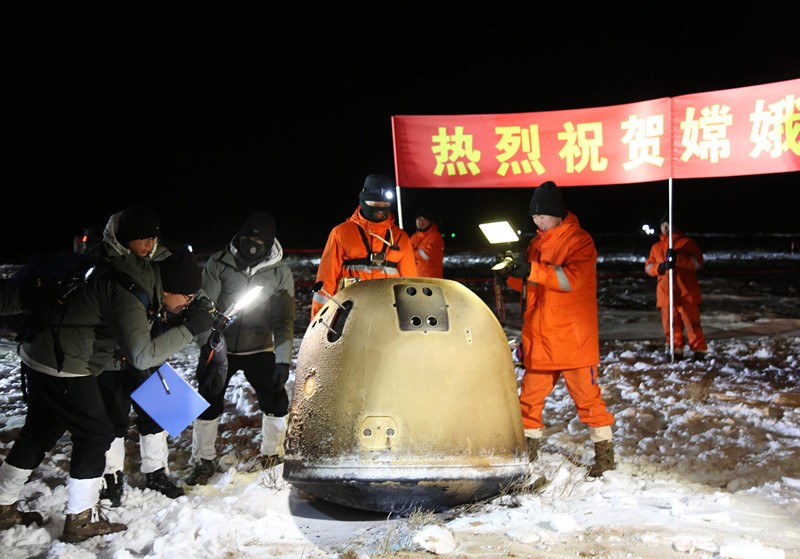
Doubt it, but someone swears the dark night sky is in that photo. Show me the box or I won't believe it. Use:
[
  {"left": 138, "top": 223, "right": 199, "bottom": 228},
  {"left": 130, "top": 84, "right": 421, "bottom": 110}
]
[{"left": 2, "top": 11, "right": 797, "bottom": 261}]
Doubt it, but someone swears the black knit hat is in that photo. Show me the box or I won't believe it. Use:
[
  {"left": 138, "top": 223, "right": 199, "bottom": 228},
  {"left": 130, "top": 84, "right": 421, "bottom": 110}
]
[
  {"left": 359, "top": 174, "right": 395, "bottom": 203},
  {"left": 240, "top": 211, "right": 276, "bottom": 245},
  {"left": 415, "top": 207, "right": 439, "bottom": 224},
  {"left": 159, "top": 248, "right": 201, "bottom": 295},
  {"left": 117, "top": 204, "right": 160, "bottom": 244},
  {"left": 529, "top": 181, "right": 567, "bottom": 218},
  {"left": 660, "top": 211, "right": 680, "bottom": 230}
]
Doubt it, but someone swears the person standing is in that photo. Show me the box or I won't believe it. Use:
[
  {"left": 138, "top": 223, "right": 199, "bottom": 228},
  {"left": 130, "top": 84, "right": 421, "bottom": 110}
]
[
  {"left": 185, "top": 211, "right": 296, "bottom": 485},
  {"left": 0, "top": 248, "right": 212, "bottom": 542},
  {"left": 494, "top": 180, "right": 615, "bottom": 477},
  {"left": 311, "top": 174, "right": 418, "bottom": 319},
  {"left": 90, "top": 205, "right": 185, "bottom": 506},
  {"left": 644, "top": 212, "right": 707, "bottom": 360},
  {"left": 410, "top": 207, "right": 444, "bottom": 278}
]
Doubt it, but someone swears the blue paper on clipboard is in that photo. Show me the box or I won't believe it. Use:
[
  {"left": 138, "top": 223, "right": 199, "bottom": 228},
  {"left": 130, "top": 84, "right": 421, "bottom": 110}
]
[{"left": 131, "top": 362, "right": 209, "bottom": 437}]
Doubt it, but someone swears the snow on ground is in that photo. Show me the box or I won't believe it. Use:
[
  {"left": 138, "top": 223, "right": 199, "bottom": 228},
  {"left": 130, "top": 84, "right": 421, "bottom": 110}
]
[{"left": 0, "top": 247, "right": 799, "bottom": 558}]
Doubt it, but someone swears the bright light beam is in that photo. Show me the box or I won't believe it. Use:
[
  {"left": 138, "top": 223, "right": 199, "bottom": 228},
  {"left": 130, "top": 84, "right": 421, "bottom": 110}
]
[{"left": 232, "top": 285, "right": 263, "bottom": 314}]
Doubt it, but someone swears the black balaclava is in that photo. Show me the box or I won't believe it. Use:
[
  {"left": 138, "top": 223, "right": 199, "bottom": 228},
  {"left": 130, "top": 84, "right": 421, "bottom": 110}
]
[{"left": 359, "top": 173, "right": 395, "bottom": 222}]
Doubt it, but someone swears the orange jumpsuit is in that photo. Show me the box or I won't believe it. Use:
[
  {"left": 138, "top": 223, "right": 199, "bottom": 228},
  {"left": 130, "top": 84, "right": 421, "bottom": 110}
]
[
  {"left": 505, "top": 212, "right": 614, "bottom": 432},
  {"left": 410, "top": 222, "right": 444, "bottom": 278},
  {"left": 644, "top": 228, "right": 707, "bottom": 353},
  {"left": 311, "top": 207, "right": 418, "bottom": 318}
]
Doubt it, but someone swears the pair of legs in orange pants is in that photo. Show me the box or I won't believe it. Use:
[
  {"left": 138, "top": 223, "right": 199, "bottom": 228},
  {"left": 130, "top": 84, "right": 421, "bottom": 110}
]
[
  {"left": 519, "top": 366, "right": 614, "bottom": 438},
  {"left": 660, "top": 303, "right": 707, "bottom": 353}
]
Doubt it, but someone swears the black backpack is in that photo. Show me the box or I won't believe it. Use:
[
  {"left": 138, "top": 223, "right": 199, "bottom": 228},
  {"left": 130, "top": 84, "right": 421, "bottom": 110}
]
[
  {"left": 7, "top": 252, "right": 153, "bottom": 367},
  {"left": 7, "top": 252, "right": 100, "bottom": 344}
]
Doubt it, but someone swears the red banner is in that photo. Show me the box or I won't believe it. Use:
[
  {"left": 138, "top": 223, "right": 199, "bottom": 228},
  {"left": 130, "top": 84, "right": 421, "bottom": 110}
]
[{"left": 392, "top": 79, "right": 800, "bottom": 188}]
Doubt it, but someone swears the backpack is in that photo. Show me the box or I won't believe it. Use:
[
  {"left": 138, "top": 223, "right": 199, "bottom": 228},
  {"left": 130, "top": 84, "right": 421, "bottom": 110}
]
[{"left": 7, "top": 252, "right": 153, "bottom": 345}]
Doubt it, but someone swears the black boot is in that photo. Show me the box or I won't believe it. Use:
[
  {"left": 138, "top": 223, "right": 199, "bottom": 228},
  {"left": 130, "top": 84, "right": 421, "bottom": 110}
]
[
  {"left": 588, "top": 440, "right": 615, "bottom": 477},
  {"left": 99, "top": 471, "right": 124, "bottom": 507},
  {"left": 185, "top": 459, "right": 216, "bottom": 486},
  {"left": 145, "top": 468, "right": 185, "bottom": 498}
]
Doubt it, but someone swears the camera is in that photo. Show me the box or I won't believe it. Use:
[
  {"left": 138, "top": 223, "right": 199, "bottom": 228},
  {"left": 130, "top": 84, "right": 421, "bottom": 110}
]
[
  {"left": 370, "top": 252, "right": 386, "bottom": 266},
  {"left": 491, "top": 250, "right": 520, "bottom": 272}
]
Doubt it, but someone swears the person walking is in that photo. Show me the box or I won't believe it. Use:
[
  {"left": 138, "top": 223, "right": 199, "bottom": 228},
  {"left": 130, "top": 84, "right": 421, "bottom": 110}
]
[
  {"left": 410, "top": 207, "right": 444, "bottom": 278},
  {"left": 494, "top": 180, "right": 615, "bottom": 477},
  {"left": 0, "top": 248, "right": 213, "bottom": 542},
  {"left": 311, "top": 174, "right": 417, "bottom": 319},
  {"left": 644, "top": 212, "right": 707, "bottom": 360},
  {"left": 89, "top": 205, "right": 185, "bottom": 506},
  {"left": 185, "top": 211, "right": 296, "bottom": 486}
]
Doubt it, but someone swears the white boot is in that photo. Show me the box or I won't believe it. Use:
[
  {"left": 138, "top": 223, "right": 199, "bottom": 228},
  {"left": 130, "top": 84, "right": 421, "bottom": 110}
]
[
  {"left": 0, "top": 462, "right": 32, "bottom": 505},
  {"left": 104, "top": 437, "right": 125, "bottom": 475},
  {"left": 140, "top": 432, "right": 168, "bottom": 474},
  {"left": 260, "top": 414, "right": 287, "bottom": 458},
  {"left": 191, "top": 418, "right": 220, "bottom": 462},
  {"left": 65, "top": 477, "right": 103, "bottom": 515}
]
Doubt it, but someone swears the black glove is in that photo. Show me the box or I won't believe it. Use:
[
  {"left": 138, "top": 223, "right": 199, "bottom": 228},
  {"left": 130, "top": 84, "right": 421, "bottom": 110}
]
[
  {"left": 182, "top": 296, "right": 215, "bottom": 335},
  {"left": 508, "top": 258, "right": 531, "bottom": 279},
  {"left": 657, "top": 262, "right": 669, "bottom": 275},
  {"left": 273, "top": 362, "right": 290, "bottom": 390},
  {"left": 196, "top": 334, "right": 228, "bottom": 395},
  {"left": 665, "top": 248, "right": 677, "bottom": 269}
]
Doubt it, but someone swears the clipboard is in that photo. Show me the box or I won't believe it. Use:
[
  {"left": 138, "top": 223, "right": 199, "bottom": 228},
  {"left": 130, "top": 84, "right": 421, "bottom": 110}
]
[{"left": 131, "top": 362, "right": 210, "bottom": 437}]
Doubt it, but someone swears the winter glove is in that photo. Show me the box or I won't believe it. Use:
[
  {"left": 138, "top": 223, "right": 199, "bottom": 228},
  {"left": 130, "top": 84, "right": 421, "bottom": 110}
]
[
  {"left": 657, "top": 262, "right": 669, "bottom": 275},
  {"left": 665, "top": 248, "right": 677, "bottom": 269},
  {"left": 182, "top": 296, "right": 215, "bottom": 335},
  {"left": 508, "top": 257, "right": 531, "bottom": 279},
  {"left": 273, "top": 362, "right": 290, "bottom": 390},
  {"left": 196, "top": 333, "right": 228, "bottom": 395}
]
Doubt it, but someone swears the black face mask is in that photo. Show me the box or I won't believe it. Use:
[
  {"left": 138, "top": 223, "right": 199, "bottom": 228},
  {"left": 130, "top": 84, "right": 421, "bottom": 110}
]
[
  {"left": 360, "top": 201, "right": 390, "bottom": 222},
  {"left": 238, "top": 237, "right": 268, "bottom": 264}
]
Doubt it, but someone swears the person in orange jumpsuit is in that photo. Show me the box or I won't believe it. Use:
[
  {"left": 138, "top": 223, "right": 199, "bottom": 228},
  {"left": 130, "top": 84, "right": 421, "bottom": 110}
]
[
  {"left": 409, "top": 207, "right": 444, "bottom": 278},
  {"left": 495, "top": 181, "right": 615, "bottom": 477},
  {"left": 644, "top": 212, "right": 707, "bottom": 360},
  {"left": 311, "top": 174, "right": 418, "bottom": 319}
]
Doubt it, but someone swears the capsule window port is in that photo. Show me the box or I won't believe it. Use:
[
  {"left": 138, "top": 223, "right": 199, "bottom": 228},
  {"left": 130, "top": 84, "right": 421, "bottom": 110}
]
[{"left": 394, "top": 283, "right": 449, "bottom": 332}]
